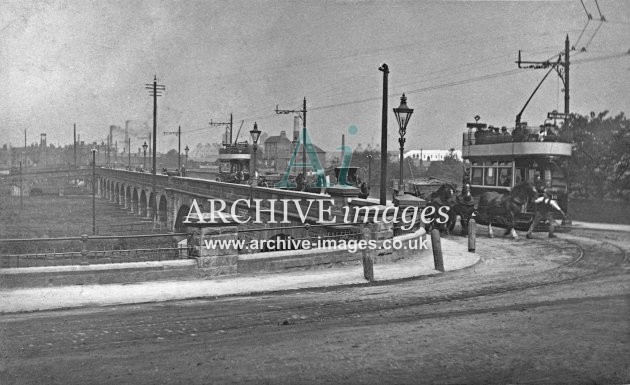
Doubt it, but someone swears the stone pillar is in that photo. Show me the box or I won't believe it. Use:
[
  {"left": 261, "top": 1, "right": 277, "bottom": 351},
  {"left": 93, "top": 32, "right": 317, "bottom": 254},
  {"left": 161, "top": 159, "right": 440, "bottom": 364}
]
[
  {"left": 326, "top": 186, "right": 360, "bottom": 222},
  {"left": 187, "top": 224, "right": 239, "bottom": 277},
  {"left": 326, "top": 186, "right": 360, "bottom": 209},
  {"left": 368, "top": 221, "right": 394, "bottom": 245}
]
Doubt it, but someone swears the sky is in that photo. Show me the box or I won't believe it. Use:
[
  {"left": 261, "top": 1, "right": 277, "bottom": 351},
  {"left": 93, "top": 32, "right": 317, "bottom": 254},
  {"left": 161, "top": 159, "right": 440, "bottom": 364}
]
[{"left": 1, "top": 0, "right": 629, "bottom": 154}]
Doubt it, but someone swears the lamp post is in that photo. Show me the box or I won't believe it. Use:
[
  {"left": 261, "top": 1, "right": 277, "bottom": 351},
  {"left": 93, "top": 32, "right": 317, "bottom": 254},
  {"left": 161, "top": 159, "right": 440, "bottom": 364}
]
[
  {"left": 393, "top": 93, "right": 414, "bottom": 194},
  {"left": 250, "top": 122, "right": 261, "bottom": 181},
  {"left": 142, "top": 141, "right": 148, "bottom": 171},
  {"left": 91, "top": 148, "right": 97, "bottom": 234},
  {"left": 184, "top": 145, "right": 189, "bottom": 171}
]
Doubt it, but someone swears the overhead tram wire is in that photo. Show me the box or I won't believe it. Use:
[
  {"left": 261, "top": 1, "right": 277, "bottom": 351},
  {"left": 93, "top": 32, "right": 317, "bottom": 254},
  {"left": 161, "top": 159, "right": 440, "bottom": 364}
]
[
  {"left": 185, "top": 50, "right": 628, "bottom": 131},
  {"left": 310, "top": 68, "right": 523, "bottom": 113}
]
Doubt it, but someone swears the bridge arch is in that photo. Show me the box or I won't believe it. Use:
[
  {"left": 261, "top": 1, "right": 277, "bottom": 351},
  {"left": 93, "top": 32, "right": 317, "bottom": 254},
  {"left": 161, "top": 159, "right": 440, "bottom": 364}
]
[
  {"left": 148, "top": 192, "right": 157, "bottom": 220},
  {"left": 157, "top": 194, "right": 168, "bottom": 228},
  {"left": 119, "top": 183, "right": 126, "bottom": 208},
  {"left": 131, "top": 187, "right": 138, "bottom": 213},
  {"left": 174, "top": 203, "right": 191, "bottom": 232},
  {"left": 139, "top": 190, "right": 148, "bottom": 217},
  {"left": 114, "top": 182, "right": 120, "bottom": 204},
  {"left": 124, "top": 185, "right": 131, "bottom": 209},
  {"left": 99, "top": 178, "right": 105, "bottom": 198}
]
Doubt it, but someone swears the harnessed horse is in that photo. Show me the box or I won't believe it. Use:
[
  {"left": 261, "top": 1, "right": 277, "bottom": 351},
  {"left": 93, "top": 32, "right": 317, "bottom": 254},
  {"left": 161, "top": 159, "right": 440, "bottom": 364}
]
[
  {"left": 424, "top": 183, "right": 456, "bottom": 234},
  {"left": 448, "top": 184, "right": 477, "bottom": 235},
  {"left": 477, "top": 181, "right": 538, "bottom": 239}
]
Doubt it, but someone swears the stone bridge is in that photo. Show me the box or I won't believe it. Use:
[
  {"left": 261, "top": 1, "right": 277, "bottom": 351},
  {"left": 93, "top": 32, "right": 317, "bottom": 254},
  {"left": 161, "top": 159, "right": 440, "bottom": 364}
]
[
  {"left": 95, "top": 168, "right": 365, "bottom": 235},
  {"left": 1, "top": 168, "right": 92, "bottom": 196}
]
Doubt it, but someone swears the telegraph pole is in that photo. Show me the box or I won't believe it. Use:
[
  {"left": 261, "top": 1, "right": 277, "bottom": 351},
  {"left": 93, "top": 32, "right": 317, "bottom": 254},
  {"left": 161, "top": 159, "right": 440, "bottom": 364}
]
[
  {"left": 378, "top": 64, "right": 389, "bottom": 205},
  {"left": 564, "top": 35, "right": 570, "bottom": 117},
  {"left": 19, "top": 161, "right": 23, "bottom": 212},
  {"left": 163, "top": 126, "right": 182, "bottom": 173},
  {"left": 145, "top": 76, "right": 165, "bottom": 189},
  {"left": 210, "top": 115, "right": 233, "bottom": 145},
  {"left": 516, "top": 36, "right": 570, "bottom": 124},
  {"left": 128, "top": 137, "right": 131, "bottom": 170},
  {"left": 275, "top": 98, "right": 307, "bottom": 177},
  {"left": 73, "top": 123, "right": 77, "bottom": 169},
  {"left": 517, "top": 36, "right": 572, "bottom": 224}
]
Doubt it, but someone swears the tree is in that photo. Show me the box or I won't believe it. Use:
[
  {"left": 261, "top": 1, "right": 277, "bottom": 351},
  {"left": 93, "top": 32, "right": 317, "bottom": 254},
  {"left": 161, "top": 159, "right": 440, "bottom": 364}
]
[{"left": 560, "top": 111, "right": 629, "bottom": 200}]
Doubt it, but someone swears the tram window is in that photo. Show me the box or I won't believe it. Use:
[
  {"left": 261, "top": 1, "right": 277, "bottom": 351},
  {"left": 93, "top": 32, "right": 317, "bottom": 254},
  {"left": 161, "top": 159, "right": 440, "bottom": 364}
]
[
  {"left": 471, "top": 168, "right": 483, "bottom": 185},
  {"left": 498, "top": 168, "right": 512, "bottom": 187},
  {"left": 484, "top": 167, "right": 496, "bottom": 186}
]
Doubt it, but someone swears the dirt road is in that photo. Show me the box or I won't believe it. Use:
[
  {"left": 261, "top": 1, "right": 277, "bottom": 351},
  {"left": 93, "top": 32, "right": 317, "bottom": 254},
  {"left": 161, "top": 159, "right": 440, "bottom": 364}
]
[{"left": 1, "top": 230, "right": 628, "bottom": 384}]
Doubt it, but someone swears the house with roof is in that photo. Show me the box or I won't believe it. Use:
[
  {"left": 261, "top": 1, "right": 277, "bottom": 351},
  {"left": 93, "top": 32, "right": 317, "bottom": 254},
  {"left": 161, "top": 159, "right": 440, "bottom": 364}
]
[{"left": 263, "top": 130, "right": 327, "bottom": 174}]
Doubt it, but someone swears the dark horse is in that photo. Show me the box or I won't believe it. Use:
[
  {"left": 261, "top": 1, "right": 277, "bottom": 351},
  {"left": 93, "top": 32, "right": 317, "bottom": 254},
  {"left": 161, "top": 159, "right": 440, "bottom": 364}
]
[
  {"left": 477, "top": 181, "right": 538, "bottom": 239},
  {"left": 448, "top": 183, "right": 477, "bottom": 235},
  {"left": 425, "top": 184, "right": 456, "bottom": 234}
]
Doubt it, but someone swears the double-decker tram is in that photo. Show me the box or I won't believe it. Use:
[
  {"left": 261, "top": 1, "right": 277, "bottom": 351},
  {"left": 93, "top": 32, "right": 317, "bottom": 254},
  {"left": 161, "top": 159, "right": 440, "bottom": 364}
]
[{"left": 461, "top": 117, "right": 572, "bottom": 230}]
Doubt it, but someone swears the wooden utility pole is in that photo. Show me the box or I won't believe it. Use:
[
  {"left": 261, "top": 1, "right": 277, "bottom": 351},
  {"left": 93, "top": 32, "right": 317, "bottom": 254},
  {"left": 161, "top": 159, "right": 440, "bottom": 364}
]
[
  {"left": 128, "top": 137, "right": 131, "bottom": 170},
  {"left": 378, "top": 63, "right": 389, "bottom": 205},
  {"left": 516, "top": 36, "right": 571, "bottom": 125},
  {"left": 145, "top": 76, "right": 165, "bottom": 189},
  {"left": 73, "top": 123, "right": 76, "bottom": 169},
  {"left": 210, "top": 115, "right": 233, "bottom": 145},
  {"left": 163, "top": 126, "right": 182, "bottom": 173},
  {"left": 275, "top": 98, "right": 307, "bottom": 177}
]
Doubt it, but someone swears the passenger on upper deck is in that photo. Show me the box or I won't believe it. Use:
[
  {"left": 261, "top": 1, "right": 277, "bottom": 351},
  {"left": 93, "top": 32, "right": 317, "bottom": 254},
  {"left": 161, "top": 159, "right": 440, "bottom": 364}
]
[
  {"left": 512, "top": 125, "right": 526, "bottom": 142},
  {"left": 474, "top": 126, "right": 488, "bottom": 143}
]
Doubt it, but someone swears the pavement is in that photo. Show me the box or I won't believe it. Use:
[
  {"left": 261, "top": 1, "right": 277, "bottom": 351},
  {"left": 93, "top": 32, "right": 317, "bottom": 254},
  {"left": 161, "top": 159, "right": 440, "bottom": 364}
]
[
  {"left": 571, "top": 220, "right": 630, "bottom": 233},
  {"left": 0, "top": 237, "right": 479, "bottom": 314},
  {"left": 3, "top": 220, "right": 624, "bottom": 314}
]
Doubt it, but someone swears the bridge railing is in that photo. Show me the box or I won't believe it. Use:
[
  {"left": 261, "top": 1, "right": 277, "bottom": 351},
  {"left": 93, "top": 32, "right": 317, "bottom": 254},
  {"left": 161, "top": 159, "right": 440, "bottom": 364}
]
[{"left": 0, "top": 233, "right": 188, "bottom": 268}]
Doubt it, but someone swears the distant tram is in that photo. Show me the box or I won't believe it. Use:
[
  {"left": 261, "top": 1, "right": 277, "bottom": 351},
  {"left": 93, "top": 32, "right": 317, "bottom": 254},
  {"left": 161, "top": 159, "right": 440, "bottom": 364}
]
[
  {"left": 461, "top": 118, "right": 572, "bottom": 229},
  {"left": 216, "top": 142, "right": 251, "bottom": 183}
]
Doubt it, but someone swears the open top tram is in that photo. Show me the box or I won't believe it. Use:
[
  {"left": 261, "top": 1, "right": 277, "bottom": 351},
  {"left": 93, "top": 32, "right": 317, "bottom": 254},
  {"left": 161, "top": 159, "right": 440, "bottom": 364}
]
[{"left": 462, "top": 118, "right": 572, "bottom": 230}]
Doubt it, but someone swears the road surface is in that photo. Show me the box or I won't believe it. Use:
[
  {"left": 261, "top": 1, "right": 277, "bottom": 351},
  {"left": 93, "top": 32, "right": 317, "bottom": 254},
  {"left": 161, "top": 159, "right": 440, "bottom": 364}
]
[{"left": 1, "top": 229, "right": 628, "bottom": 384}]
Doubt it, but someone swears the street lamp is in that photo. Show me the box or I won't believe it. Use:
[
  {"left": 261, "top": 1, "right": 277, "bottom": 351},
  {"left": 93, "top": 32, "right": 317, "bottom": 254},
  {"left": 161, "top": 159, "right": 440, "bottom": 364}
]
[
  {"left": 142, "top": 141, "right": 148, "bottom": 171},
  {"left": 250, "top": 122, "right": 261, "bottom": 181},
  {"left": 91, "top": 148, "right": 97, "bottom": 234},
  {"left": 184, "top": 145, "right": 189, "bottom": 173},
  {"left": 393, "top": 93, "right": 414, "bottom": 194}
]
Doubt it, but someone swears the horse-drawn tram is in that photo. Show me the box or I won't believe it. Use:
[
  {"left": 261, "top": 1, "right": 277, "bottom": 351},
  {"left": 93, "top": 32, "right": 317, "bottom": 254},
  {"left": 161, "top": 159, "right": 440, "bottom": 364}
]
[{"left": 461, "top": 118, "right": 572, "bottom": 232}]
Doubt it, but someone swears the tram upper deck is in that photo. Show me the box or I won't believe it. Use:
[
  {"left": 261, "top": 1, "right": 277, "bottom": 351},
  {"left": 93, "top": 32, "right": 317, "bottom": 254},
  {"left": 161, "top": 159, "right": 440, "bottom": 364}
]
[
  {"left": 461, "top": 123, "right": 571, "bottom": 159},
  {"left": 461, "top": 122, "right": 572, "bottom": 198}
]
